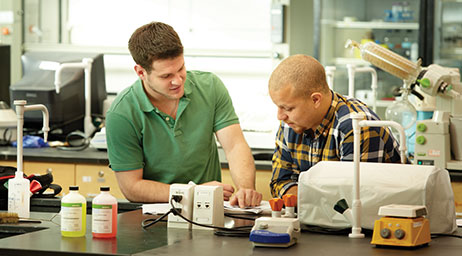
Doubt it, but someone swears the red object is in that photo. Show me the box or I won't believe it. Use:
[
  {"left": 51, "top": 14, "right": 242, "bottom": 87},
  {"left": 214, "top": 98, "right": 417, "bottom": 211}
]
[
  {"left": 29, "top": 180, "right": 43, "bottom": 194},
  {"left": 92, "top": 203, "right": 118, "bottom": 238},
  {"left": 282, "top": 194, "right": 297, "bottom": 207},
  {"left": 269, "top": 198, "right": 284, "bottom": 211}
]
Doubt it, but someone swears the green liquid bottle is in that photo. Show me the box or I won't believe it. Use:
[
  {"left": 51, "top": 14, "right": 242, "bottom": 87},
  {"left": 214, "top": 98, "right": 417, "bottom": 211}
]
[{"left": 61, "top": 186, "right": 87, "bottom": 237}]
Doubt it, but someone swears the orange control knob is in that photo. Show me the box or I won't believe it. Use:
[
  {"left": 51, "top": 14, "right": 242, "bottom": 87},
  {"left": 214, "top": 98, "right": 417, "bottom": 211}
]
[
  {"left": 269, "top": 198, "right": 284, "bottom": 211},
  {"left": 2, "top": 27, "right": 10, "bottom": 35},
  {"left": 282, "top": 194, "right": 297, "bottom": 207}
]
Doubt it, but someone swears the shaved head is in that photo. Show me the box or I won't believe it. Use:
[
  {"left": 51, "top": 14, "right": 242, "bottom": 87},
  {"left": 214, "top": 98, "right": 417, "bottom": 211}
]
[{"left": 269, "top": 55, "right": 329, "bottom": 97}]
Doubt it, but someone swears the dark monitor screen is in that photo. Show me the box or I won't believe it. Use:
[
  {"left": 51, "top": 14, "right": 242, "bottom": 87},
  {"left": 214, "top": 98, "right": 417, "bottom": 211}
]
[
  {"left": 10, "top": 52, "right": 107, "bottom": 138},
  {"left": 0, "top": 45, "right": 10, "bottom": 104}
]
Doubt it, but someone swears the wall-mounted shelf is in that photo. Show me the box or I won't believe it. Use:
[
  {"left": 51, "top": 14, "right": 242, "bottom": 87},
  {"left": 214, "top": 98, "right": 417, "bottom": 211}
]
[{"left": 322, "top": 20, "right": 419, "bottom": 30}]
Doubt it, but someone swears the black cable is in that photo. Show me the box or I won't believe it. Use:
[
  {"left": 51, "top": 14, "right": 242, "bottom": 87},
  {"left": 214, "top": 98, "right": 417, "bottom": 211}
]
[
  {"left": 141, "top": 209, "right": 174, "bottom": 229},
  {"left": 140, "top": 197, "right": 254, "bottom": 237},
  {"left": 167, "top": 198, "right": 253, "bottom": 236},
  {"left": 431, "top": 233, "right": 462, "bottom": 239},
  {"left": 0, "top": 128, "right": 11, "bottom": 146}
]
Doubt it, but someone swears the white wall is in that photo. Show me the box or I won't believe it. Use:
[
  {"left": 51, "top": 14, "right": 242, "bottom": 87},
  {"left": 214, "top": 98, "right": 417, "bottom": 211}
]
[{"left": 61, "top": 0, "right": 279, "bottom": 135}]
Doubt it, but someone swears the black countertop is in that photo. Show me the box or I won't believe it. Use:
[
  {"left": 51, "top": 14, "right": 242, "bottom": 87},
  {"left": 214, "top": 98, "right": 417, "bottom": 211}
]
[
  {"left": 0, "top": 209, "right": 460, "bottom": 256},
  {"left": 0, "top": 146, "right": 273, "bottom": 170},
  {"left": 0, "top": 197, "right": 142, "bottom": 214},
  {"left": 0, "top": 146, "right": 110, "bottom": 165}
]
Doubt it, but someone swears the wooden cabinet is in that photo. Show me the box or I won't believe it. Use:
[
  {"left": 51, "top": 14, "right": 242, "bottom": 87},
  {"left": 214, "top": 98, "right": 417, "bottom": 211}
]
[
  {"left": 75, "top": 164, "right": 125, "bottom": 199},
  {"left": 221, "top": 168, "right": 272, "bottom": 201},
  {"left": 0, "top": 160, "right": 75, "bottom": 196},
  {"left": 0, "top": 161, "right": 16, "bottom": 167},
  {"left": 1, "top": 160, "right": 125, "bottom": 199},
  {"left": 451, "top": 182, "right": 462, "bottom": 213}
]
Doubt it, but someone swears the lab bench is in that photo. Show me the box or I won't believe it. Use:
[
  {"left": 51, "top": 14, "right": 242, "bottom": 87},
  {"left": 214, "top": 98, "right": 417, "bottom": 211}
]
[
  {"left": 0, "top": 146, "right": 274, "bottom": 201},
  {"left": 0, "top": 209, "right": 460, "bottom": 256}
]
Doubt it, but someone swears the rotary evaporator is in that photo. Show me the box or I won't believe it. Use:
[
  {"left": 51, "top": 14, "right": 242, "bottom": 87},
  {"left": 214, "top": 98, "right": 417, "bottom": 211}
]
[{"left": 346, "top": 40, "right": 462, "bottom": 171}]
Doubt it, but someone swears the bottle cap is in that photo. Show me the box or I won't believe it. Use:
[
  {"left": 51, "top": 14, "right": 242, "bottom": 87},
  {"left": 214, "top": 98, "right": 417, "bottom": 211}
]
[
  {"left": 282, "top": 194, "right": 297, "bottom": 207},
  {"left": 269, "top": 198, "right": 284, "bottom": 211},
  {"left": 100, "top": 186, "right": 110, "bottom": 192},
  {"left": 69, "top": 186, "right": 79, "bottom": 191}
]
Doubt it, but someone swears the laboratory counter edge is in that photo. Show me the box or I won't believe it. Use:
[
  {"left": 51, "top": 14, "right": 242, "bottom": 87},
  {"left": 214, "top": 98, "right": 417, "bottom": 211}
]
[
  {"left": 0, "top": 146, "right": 273, "bottom": 170},
  {"left": 0, "top": 210, "right": 460, "bottom": 256}
]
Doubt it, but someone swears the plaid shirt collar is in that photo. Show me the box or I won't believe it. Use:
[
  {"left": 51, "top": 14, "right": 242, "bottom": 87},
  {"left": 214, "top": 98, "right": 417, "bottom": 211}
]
[{"left": 311, "top": 91, "right": 340, "bottom": 139}]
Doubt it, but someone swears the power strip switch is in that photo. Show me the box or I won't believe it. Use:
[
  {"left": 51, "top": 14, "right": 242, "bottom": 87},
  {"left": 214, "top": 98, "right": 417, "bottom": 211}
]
[
  {"left": 167, "top": 183, "right": 195, "bottom": 229},
  {"left": 192, "top": 185, "right": 224, "bottom": 229}
]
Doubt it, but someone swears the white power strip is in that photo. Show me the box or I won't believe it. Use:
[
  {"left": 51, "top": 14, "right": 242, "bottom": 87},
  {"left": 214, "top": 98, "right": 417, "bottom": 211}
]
[
  {"left": 167, "top": 183, "right": 195, "bottom": 229},
  {"left": 192, "top": 185, "right": 224, "bottom": 229}
]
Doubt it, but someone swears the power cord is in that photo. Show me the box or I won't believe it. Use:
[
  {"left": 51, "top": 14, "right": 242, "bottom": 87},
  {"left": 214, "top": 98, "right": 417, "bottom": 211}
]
[
  {"left": 141, "top": 209, "right": 173, "bottom": 229},
  {"left": 0, "top": 128, "right": 12, "bottom": 146},
  {"left": 141, "top": 196, "right": 254, "bottom": 237},
  {"left": 431, "top": 233, "right": 462, "bottom": 239}
]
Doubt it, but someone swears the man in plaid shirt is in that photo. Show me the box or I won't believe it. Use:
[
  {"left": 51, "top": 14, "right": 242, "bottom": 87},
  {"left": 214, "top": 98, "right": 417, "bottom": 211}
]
[{"left": 268, "top": 55, "right": 402, "bottom": 198}]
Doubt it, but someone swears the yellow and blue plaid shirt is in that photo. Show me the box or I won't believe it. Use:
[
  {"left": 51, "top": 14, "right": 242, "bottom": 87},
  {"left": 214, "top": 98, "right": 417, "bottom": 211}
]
[{"left": 270, "top": 91, "right": 402, "bottom": 197}]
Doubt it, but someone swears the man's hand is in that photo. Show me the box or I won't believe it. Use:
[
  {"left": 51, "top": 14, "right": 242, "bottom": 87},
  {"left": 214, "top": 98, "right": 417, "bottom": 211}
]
[
  {"left": 229, "top": 188, "right": 262, "bottom": 208},
  {"left": 201, "top": 181, "right": 235, "bottom": 201}
]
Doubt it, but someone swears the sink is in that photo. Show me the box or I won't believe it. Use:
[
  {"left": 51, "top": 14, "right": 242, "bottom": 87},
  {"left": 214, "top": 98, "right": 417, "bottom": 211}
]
[{"left": 0, "top": 225, "right": 48, "bottom": 239}]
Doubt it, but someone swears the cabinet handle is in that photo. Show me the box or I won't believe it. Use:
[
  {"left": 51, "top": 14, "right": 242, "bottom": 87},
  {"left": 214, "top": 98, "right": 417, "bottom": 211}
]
[
  {"left": 46, "top": 168, "right": 52, "bottom": 174},
  {"left": 98, "top": 170, "right": 104, "bottom": 177}
]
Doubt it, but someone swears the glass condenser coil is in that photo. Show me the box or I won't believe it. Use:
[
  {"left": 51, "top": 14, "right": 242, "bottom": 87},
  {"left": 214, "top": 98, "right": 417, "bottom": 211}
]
[{"left": 346, "top": 40, "right": 420, "bottom": 82}]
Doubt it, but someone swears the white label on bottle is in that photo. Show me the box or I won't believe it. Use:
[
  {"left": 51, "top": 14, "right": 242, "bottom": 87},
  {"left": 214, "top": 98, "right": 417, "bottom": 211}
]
[
  {"left": 92, "top": 204, "right": 112, "bottom": 233},
  {"left": 7, "top": 180, "right": 30, "bottom": 218},
  {"left": 61, "top": 203, "right": 83, "bottom": 231}
]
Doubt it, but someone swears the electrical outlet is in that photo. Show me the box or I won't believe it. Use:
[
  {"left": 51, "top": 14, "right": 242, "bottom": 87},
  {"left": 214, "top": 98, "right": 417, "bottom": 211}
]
[
  {"left": 167, "top": 183, "right": 195, "bottom": 229},
  {"left": 192, "top": 185, "right": 224, "bottom": 229}
]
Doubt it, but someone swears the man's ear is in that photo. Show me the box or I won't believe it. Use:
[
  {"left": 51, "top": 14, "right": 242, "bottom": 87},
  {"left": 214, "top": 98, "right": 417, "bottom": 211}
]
[
  {"left": 311, "top": 92, "right": 323, "bottom": 108},
  {"left": 134, "top": 65, "right": 146, "bottom": 80}
]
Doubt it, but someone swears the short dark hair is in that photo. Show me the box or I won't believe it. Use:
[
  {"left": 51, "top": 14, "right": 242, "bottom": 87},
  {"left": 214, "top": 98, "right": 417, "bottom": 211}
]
[
  {"left": 128, "top": 22, "right": 184, "bottom": 73},
  {"left": 269, "top": 54, "right": 329, "bottom": 97}
]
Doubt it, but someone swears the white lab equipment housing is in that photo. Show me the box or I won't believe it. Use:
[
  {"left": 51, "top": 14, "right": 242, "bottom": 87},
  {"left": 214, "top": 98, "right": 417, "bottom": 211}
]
[{"left": 298, "top": 161, "right": 457, "bottom": 234}]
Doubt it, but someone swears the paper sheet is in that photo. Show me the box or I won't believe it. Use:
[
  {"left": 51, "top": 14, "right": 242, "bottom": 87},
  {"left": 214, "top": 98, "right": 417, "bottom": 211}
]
[
  {"left": 142, "top": 203, "right": 171, "bottom": 215},
  {"left": 224, "top": 200, "right": 272, "bottom": 215}
]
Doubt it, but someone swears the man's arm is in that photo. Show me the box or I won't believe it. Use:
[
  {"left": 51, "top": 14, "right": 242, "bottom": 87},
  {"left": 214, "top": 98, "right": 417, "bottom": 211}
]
[
  {"left": 215, "top": 123, "right": 262, "bottom": 208},
  {"left": 115, "top": 169, "right": 236, "bottom": 203},
  {"left": 114, "top": 168, "right": 170, "bottom": 203},
  {"left": 270, "top": 123, "right": 299, "bottom": 198}
]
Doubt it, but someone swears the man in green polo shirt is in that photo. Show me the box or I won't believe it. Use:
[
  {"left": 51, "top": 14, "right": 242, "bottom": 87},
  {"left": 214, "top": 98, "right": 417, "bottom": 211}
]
[{"left": 106, "top": 22, "right": 262, "bottom": 208}]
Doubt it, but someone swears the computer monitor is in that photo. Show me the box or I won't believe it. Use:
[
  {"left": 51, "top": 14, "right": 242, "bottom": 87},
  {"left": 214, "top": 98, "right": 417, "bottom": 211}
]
[
  {"left": 0, "top": 45, "right": 10, "bottom": 104},
  {"left": 9, "top": 52, "right": 107, "bottom": 139}
]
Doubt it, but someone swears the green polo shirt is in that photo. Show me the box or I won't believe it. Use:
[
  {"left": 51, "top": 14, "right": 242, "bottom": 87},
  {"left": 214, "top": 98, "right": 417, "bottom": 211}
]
[{"left": 106, "top": 70, "right": 239, "bottom": 184}]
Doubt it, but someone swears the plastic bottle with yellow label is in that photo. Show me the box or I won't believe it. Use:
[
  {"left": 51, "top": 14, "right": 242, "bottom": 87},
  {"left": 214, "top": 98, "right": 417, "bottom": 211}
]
[{"left": 61, "top": 186, "right": 87, "bottom": 237}]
